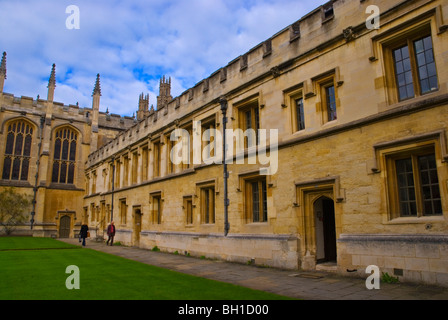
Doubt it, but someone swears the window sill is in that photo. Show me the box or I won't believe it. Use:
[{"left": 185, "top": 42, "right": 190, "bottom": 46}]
[{"left": 386, "top": 215, "right": 444, "bottom": 225}]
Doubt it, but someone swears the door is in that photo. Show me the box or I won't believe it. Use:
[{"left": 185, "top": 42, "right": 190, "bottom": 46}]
[
  {"left": 322, "top": 199, "right": 337, "bottom": 262},
  {"left": 314, "top": 197, "right": 337, "bottom": 263},
  {"left": 133, "top": 209, "right": 142, "bottom": 246},
  {"left": 59, "top": 215, "right": 71, "bottom": 238}
]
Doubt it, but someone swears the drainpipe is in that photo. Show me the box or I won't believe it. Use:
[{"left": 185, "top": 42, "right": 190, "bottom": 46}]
[
  {"left": 30, "top": 116, "right": 45, "bottom": 230},
  {"left": 110, "top": 156, "right": 115, "bottom": 223},
  {"left": 220, "top": 97, "right": 230, "bottom": 236}
]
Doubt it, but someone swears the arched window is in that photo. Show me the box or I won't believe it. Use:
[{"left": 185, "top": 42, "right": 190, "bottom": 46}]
[
  {"left": 2, "top": 120, "right": 34, "bottom": 181},
  {"left": 52, "top": 127, "right": 78, "bottom": 184}
]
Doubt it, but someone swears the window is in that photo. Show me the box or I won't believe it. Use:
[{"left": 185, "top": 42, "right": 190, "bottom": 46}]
[
  {"left": 166, "top": 135, "right": 174, "bottom": 174},
  {"left": 324, "top": 85, "right": 337, "bottom": 121},
  {"left": 52, "top": 127, "right": 77, "bottom": 184},
  {"left": 201, "top": 186, "right": 215, "bottom": 224},
  {"left": 283, "top": 85, "right": 306, "bottom": 133},
  {"left": 119, "top": 199, "right": 127, "bottom": 225},
  {"left": 184, "top": 196, "right": 193, "bottom": 225},
  {"left": 322, "top": 2, "right": 334, "bottom": 21},
  {"left": 201, "top": 118, "right": 216, "bottom": 162},
  {"left": 151, "top": 193, "right": 162, "bottom": 224},
  {"left": 295, "top": 98, "right": 305, "bottom": 131},
  {"left": 115, "top": 160, "right": 121, "bottom": 188},
  {"left": 131, "top": 151, "right": 138, "bottom": 184},
  {"left": 141, "top": 146, "right": 149, "bottom": 181},
  {"left": 315, "top": 73, "right": 338, "bottom": 123},
  {"left": 378, "top": 20, "right": 440, "bottom": 103},
  {"left": 181, "top": 126, "right": 193, "bottom": 170},
  {"left": 153, "top": 140, "right": 161, "bottom": 177},
  {"left": 245, "top": 177, "right": 268, "bottom": 223},
  {"left": 2, "top": 120, "right": 33, "bottom": 181},
  {"left": 123, "top": 155, "right": 129, "bottom": 187},
  {"left": 387, "top": 146, "right": 442, "bottom": 218},
  {"left": 239, "top": 102, "right": 260, "bottom": 148},
  {"left": 392, "top": 35, "right": 438, "bottom": 101}
]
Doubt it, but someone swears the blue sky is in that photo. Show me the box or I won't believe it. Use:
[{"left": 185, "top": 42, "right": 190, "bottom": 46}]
[{"left": 0, "top": 0, "right": 326, "bottom": 116}]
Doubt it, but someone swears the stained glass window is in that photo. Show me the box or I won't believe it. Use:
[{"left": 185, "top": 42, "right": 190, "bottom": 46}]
[
  {"left": 2, "top": 120, "right": 33, "bottom": 181},
  {"left": 52, "top": 127, "right": 77, "bottom": 184}
]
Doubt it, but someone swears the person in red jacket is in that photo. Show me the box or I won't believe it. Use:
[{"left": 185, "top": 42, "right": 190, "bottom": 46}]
[{"left": 106, "top": 221, "right": 116, "bottom": 246}]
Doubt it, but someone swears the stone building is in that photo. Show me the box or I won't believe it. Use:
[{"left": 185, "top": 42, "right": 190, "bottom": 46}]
[
  {"left": 0, "top": 57, "right": 136, "bottom": 237},
  {"left": 2, "top": 0, "right": 448, "bottom": 287}
]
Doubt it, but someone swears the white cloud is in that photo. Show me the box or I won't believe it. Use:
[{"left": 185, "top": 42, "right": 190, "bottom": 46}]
[{"left": 0, "top": 0, "right": 326, "bottom": 116}]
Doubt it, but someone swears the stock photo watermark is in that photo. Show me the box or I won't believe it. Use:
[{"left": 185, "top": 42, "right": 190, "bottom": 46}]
[
  {"left": 65, "top": 265, "right": 80, "bottom": 290},
  {"left": 366, "top": 5, "right": 380, "bottom": 30},
  {"left": 66, "top": 5, "right": 80, "bottom": 30},
  {"left": 168, "top": 121, "right": 279, "bottom": 176}
]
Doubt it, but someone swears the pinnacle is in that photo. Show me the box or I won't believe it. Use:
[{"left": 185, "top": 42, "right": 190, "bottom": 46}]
[
  {"left": 92, "top": 73, "right": 101, "bottom": 96},
  {"left": 0, "top": 52, "right": 6, "bottom": 79},
  {"left": 48, "top": 63, "right": 56, "bottom": 88}
]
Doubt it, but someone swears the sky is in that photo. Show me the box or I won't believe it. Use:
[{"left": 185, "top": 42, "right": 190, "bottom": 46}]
[{"left": 0, "top": 0, "right": 327, "bottom": 116}]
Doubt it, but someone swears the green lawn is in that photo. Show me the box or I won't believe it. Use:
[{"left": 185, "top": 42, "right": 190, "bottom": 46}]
[{"left": 0, "top": 237, "right": 292, "bottom": 300}]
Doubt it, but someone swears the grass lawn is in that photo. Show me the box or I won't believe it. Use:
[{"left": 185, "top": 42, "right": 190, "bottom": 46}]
[{"left": 0, "top": 237, "right": 292, "bottom": 300}]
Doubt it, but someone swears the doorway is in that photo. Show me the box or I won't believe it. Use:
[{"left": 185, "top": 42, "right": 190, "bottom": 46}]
[
  {"left": 314, "top": 197, "right": 337, "bottom": 263},
  {"left": 59, "top": 215, "right": 71, "bottom": 238},
  {"left": 133, "top": 208, "right": 142, "bottom": 246}
]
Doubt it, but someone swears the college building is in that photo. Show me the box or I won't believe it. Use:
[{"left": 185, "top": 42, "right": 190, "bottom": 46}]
[{"left": 1, "top": 0, "right": 447, "bottom": 287}]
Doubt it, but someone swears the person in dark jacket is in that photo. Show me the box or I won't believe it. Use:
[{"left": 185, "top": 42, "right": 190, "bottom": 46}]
[
  {"left": 80, "top": 224, "right": 89, "bottom": 247},
  {"left": 106, "top": 221, "right": 115, "bottom": 246}
]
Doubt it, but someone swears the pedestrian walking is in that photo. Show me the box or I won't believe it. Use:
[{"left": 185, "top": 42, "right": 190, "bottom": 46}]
[
  {"left": 106, "top": 221, "right": 116, "bottom": 246},
  {"left": 79, "top": 224, "right": 89, "bottom": 247}
]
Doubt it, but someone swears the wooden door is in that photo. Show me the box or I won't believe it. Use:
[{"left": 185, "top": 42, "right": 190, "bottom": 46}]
[{"left": 59, "top": 215, "right": 71, "bottom": 238}]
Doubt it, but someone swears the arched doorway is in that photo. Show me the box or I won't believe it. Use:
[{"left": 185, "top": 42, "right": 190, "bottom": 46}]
[
  {"left": 314, "top": 196, "right": 337, "bottom": 263},
  {"left": 59, "top": 215, "right": 71, "bottom": 238}
]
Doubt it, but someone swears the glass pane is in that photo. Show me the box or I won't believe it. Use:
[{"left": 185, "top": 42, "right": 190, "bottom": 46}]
[
  {"left": 60, "top": 162, "right": 67, "bottom": 183},
  {"left": 20, "top": 158, "right": 29, "bottom": 181},
  {"left": 54, "top": 139, "right": 61, "bottom": 160},
  {"left": 252, "top": 182, "right": 259, "bottom": 222},
  {"left": 12, "top": 158, "right": 21, "bottom": 180},
  {"left": 393, "top": 45, "right": 414, "bottom": 100},
  {"left": 62, "top": 140, "right": 69, "bottom": 160},
  {"left": 5, "top": 133, "right": 14, "bottom": 155},
  {"left": 14, "top": 134, "right": 23, "bottom": 156},
  {"left": 69, "top": 141, "right": 77, "bottom": 161},
  {"left": 262, "top": 180, "right": 267, "bottom": 222},
  {"left": 296, "top": 98, "right": 305, "bottom": 131},
  {"left": 67, "top": 163, "right": 75, "bottom": 184},
  {"left": 414, "top": 39, "right": 424, "bottom": 53},
  {"left": 414, "top": 36, "right": 438, "bottom": 94},
  {"left": 23, "top": 135, "right": 32, "bottom": 157},
  {"left": 396, "top": 158, "right": 417, "bottom": 216},
  {"left": 52, "top": 162, "right": 59, "bottom": 183},
  {"left": 2, "top": 157, "right": 11, "bottom": 179},
  {"left": 418, "top": 154, "right": 442, "bottom": 216}
]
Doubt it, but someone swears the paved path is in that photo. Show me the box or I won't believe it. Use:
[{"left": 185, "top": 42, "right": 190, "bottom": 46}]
[{"left": 59, "top": 238, "right": 448, "bottom": 300}]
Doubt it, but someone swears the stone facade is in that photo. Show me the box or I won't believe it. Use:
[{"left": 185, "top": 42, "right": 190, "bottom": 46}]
[{"left": 1, "top": 0, "right": 448, "bottom": 287}]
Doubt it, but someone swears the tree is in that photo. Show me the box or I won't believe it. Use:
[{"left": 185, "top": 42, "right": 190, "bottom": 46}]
[{"left": 0, "top": 187, "right": 31, "bottom": 235}]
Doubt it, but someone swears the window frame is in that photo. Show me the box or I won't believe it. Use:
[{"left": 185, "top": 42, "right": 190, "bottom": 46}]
[
  {"left": 244, "top": 176, "right": 268, "bottom": 223},
  {"left": 385, "top": 144, "right": 443, "bottom": 220},
  {"left": 150, "top": 192, "right": 162, "bottom": 225},
  {"left": 237, "top": 100, "right": 260, "bottom": 148},
  {"left": 318, "top": 75, "right": 338, "bottom": 123},
  {"left": 389, "top": 33, "right": 438, "bottom": 102},
  {"left": 381, "top": 21, "right": 439, "bottom": 104},
  {"left": 152, "top": 139, "right": 161, "bottom": 178},
  {"left": 183, "top": 195, "right": 194, "bottom": 225},
  {"left": 200, "top": 185, "right": 215, "bottom": 224},
  {"left": 119, "top": 198, "right": 127, "bottom": 225}
]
